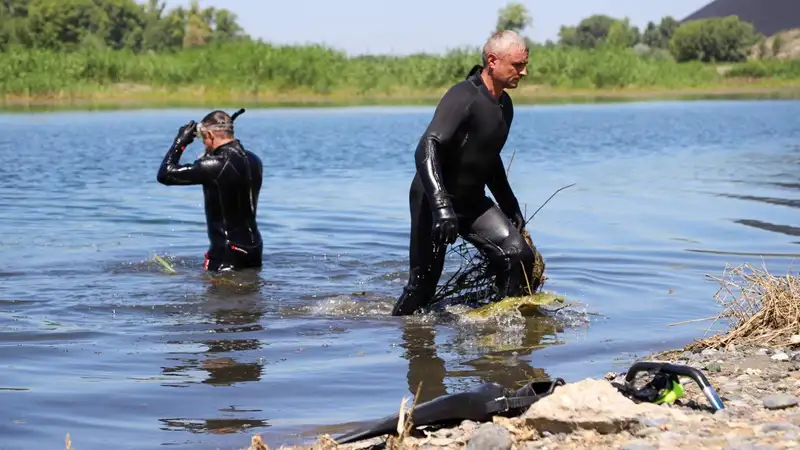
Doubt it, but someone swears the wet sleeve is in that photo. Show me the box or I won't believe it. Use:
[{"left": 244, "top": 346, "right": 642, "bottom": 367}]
[
  {"left": 156, "top": 145, "right": 222, "bottom": 186},
  {"left": 414, "top": 83, "right": 474, "bottom": 209},
  {"left": 487, "top": 155, "right": 521, "bottom": 218},
  {"left": 487, "top": 93, "right": 521, "bottom": 217}
]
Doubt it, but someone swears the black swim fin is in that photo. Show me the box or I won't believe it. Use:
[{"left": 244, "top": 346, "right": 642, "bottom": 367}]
[{"left": 333, "top": 378, "right": 565, "bottom": 445}]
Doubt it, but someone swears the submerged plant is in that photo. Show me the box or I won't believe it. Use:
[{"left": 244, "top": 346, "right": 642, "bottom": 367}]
[{"left": 430, "top": 183, "right": 575, "bottom": 308}]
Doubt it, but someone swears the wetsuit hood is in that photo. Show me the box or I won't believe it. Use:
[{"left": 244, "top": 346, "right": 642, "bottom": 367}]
[
  {"left": 466, "top": 64, "right": 483, "bottom": 79},
  {"left": 465, "top": 64, "right": 501, "bottom": 104}
]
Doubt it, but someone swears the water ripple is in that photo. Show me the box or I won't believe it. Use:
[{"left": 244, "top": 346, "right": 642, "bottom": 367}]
[{"left": 0, "top": 100, "right": 798, "bottom": 449}]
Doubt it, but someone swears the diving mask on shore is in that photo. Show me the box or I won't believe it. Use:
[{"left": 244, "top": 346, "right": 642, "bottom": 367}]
[{"left": 621, "top": 361, "right": 725, "bottom": 411}]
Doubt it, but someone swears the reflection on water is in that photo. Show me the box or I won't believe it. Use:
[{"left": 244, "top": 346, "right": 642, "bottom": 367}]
[
  {"left": 306, "top": 310, "right": 566, "bottom": 440},
  {"left": 400, "top": 314, "right": 562, "bottom": 403},
  {"left": 158, "top": 274, "right": 271, "bottom": 435},
  {"left": 159, "top": 417, "right": 270, "bottom": 435},
  {"left": 734, "top": 219, "right": 800, "bottom": 238},
  {"left": 719, "top": 193, "right": 800, "bottom": 209},
  {"left": 0, "top": 100, "right": 798, "bottom": 449}
]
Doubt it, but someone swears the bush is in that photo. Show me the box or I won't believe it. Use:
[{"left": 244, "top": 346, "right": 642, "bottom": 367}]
[{"left": 670, "top": 16, "right": 760, "bottom": 62}]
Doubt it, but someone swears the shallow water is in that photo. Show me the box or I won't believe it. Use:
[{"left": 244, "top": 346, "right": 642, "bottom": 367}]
[{"left": 0, "top": 100, "right": 798, "bottom": 449}]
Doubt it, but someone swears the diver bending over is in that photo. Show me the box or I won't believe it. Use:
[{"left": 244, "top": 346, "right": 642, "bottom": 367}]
[
  {"left": 392, "top": 30, "right": 534, "bottom": 316},
  {"left": 157, "top": 109, "right": 264, "bottom": 273}
]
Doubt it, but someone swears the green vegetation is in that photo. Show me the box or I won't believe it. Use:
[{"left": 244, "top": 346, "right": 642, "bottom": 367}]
[
  {"left": 669, "top": 16, "right": 759, "bottom": 62},
  {"left": 0, "top": 0, "right": 799, "bottom": 109}
]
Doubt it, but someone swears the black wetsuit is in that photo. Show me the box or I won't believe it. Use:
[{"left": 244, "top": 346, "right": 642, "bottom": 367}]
[
  {"left": 157, "top": 139, "right": 264, "bottom": 272},
  {"left": 392, "top": 65, "right": 534, "bottom": 316}
]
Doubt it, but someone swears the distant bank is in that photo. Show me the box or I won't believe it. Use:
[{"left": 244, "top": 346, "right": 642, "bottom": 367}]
[
  {"left": 4, "top": 1, "right": 800, "bottom": 111},
  {"left": 2, "top": 40, "right": 800, "bottom": 112},
  {"left": 2, "top": 80, "right": 799, "bottom": 112}
]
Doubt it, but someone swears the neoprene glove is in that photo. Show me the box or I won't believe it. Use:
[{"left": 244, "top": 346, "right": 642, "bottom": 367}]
[
  {"left": 432, "top": 203, "right": 458, "bottom": 245},
  {"left": 509, "top": 210, "right": 525, "bottom": 231},
  {"left": 173, "top": 120, "right": 197, "bottom": 150}
]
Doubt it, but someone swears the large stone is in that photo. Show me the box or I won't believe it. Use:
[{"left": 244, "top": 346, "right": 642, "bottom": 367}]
[
  {"left": 762, "top": 394, "right": 799, "bottom": 410},
  {"left": 521, "top": 378, "right": 688, "bottom": 435},
  {"left": 466, "top": 423, "right": 512, "bottom": 450}
]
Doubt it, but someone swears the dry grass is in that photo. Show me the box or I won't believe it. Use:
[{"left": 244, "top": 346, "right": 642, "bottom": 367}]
[
  {"left": 385, "top": 382, "right": 423, "bottom": 450},
  {"left": 685, "top": 263, "right": 800, "bottom": 351},
  {"left": 245, "top": 434, "right": 340, "bottom": 450}
]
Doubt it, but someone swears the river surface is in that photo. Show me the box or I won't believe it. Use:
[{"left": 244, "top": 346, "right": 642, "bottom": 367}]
[{"left": 0, "top": 100, "right": 798, "bottom": 450}]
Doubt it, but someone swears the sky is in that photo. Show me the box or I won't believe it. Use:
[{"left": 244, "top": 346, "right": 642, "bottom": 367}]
[{"left": 161, "top": 0, "right": 712, "bottom": 56}]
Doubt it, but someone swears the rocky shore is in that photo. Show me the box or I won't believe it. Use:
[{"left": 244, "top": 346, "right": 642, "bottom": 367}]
[
  {"left": 246, "top": 265, "right": 800, "bottom": 450},
  {"left": 246, "top": 344, "right": 800, "bottom": 450}
]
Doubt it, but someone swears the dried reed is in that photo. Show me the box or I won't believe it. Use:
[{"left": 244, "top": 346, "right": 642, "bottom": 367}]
[{"left": 686, "top": 263, "right": 800, "bottom": 350}]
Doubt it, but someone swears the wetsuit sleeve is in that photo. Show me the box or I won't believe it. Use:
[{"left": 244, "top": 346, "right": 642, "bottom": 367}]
[
  {"left": 487, "top": 155, "right": 521, "bottom": 218},
  {"left": 414, "top": 83, "right": 474, "bottom": 209},
  {"left": 488, "top": 93, "right": 521, "bottom": 218},
  {"left": 156, "top": 145, "right": 222, "bottom": 186}
]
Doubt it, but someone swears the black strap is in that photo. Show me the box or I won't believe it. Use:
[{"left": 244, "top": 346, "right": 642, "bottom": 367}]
[
  {"left": 485, "top": 378, "right": 566, "bottom": 414},
  {"left": 485, "top": 394, "right": 544, "bottom": 413}
]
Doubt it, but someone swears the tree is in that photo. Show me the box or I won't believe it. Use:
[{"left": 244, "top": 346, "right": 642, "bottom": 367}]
[
  {"left": 0, "top": 0, "right": 30, "bottom": 48},
  {"left": 495, "top": 2, "right": 532, "bottom": 34},
  {"left": 210, "top": 9, "right": 246, "bottom": 43},
  {"left": 97, "top": 0, "right": 147, "bottom": 51},
  {"left": 642, "top": 16, "right": 679, "bottom": 49},
  {"left": 606, "top": 18, "right": 639, "bottom": 48},
  {"left": 182, "top": 0, "right": 210, "bottom": 47},
  {"left": 140, "top": 0, "right": 170, "bottom": 51},
  {"left": 558, "top": 14, "right": 640, "bottom": 49},
  {"left": 670, "top": 16, "right": 760, "bottom": 62},
  {"left": 25, "top": 0, "right": 110, "bottom": 50},
  {"left": 1, "top": 0, "right": 247, "bottom": 52}
]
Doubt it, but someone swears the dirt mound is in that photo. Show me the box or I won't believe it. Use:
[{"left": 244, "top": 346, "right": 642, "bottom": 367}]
[{"left": 751, "top": 28, "right": 800, "bottom": 60}]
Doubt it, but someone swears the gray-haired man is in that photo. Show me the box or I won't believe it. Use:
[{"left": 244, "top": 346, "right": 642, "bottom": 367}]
[{"left": 393, "top": 30, "right": 532, "bottom": 316}]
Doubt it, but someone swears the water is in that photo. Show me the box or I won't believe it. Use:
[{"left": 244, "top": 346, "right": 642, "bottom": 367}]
[{"left": 1, "top": 100, "right": 798, "bottom": 449}]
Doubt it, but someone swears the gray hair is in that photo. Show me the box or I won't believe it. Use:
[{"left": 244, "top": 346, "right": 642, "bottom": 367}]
[{"left": 482, "top": 30, "right": 527, "bottom": 66}]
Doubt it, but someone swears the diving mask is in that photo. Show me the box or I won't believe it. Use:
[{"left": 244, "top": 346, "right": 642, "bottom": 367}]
[{"left": 193, "top": 108, "right": 246, "bottom": 140}]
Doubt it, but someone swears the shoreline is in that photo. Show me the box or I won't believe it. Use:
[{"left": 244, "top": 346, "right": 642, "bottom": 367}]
[
  {"left": 250, "top": 264, "right": 800, "bottom": 450},
  {"left": 2, "top": 81, "right": 800, "bottom": 112},
  {"left": 258, "top": 344, "right": 800, "bottom": 450}
]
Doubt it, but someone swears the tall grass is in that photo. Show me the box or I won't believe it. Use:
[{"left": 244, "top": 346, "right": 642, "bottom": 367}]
[
  {"left": 0, "top": 41, "right": 798, "bottom": 98},
  {"left": 724, "top": 59, "right": 800, "bottom": 79}
]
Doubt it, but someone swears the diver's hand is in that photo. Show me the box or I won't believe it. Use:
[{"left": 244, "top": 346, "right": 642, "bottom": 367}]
[
  {"left": 509, "top": 210, "right": 525, "bottom": 231},
  {"left": 173, "top": 120, "right": 197, "bottom": 150},
  {"left": 431, "top": 204, "right": 458, "bottom": 245}
]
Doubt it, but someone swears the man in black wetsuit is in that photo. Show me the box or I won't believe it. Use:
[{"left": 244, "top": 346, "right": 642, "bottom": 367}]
[
  {"left": 392, "top": 30, "right": 533, "bottom": 316},
  {"left": 157, "top": 110, "right": 264, "bottom": 273}
]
